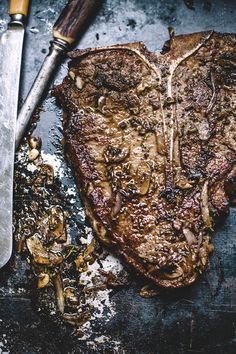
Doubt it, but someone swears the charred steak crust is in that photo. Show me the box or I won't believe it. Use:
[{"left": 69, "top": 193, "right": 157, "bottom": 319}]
[{"left": 54, "top": 32, "right": 236, "bottom": 288}]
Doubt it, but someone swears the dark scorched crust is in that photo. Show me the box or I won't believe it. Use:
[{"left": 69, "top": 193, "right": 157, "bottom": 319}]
[{"left": 54, "top": 32, "right": 236, "bottom": 288}]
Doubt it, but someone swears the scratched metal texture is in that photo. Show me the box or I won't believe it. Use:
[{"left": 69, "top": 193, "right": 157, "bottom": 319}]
[{"left": 0, "top": 0, "right": 236, "bottom": 353}]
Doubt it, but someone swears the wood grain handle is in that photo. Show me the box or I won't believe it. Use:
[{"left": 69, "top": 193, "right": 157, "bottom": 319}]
[
  {"left": 53, "top": 0, "right": 99, "bottom": 44},
  {"left": 9, "top": 0, "right": 30, "bottom": 17}
]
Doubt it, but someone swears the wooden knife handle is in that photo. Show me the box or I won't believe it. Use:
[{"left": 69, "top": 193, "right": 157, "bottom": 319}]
[
  {"left": 53, "top": 0, "right": 99, "bottom": 44},
  {"left": 9, "top": 0, "right": 30, "bottom": 17}
]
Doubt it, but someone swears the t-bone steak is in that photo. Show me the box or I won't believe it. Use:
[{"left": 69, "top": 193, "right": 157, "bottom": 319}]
[{"left": 54, "top": 31, "right": 236, "bottom": 288}]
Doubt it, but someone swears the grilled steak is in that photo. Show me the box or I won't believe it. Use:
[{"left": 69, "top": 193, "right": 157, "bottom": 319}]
[{"left": 54, "top": 31, "right": 236, "bottom": 288}]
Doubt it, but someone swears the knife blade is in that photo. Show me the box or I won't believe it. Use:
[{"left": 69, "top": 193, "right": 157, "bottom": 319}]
[
  {"left": 0, "top": 0, "right": 30, "bottom": 268},
  {"left": 15, "top": 0, "right": 100, "bottom": 150}
]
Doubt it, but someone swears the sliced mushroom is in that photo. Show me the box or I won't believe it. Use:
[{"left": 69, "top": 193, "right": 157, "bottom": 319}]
[
  {"left": 83, "top": 239, "right": 95, "bottom": 261},
  {"left": 183, "top": 228, "right": 198, "bottom": 246},
  {"left": 69, "top": 70, "right": 76, "bottom": 80},
  {"left": 26, "top": 234, "right": 63, "bottom": 266},
  {"left": 48, "top": 206, "right": 67, "bottom": 243},
  {"left": 28, "top": 136, "right": 42, "bottom": 150},
  {"left": 53, "top": 273, "right": 64, "bottom": 313},
  {"left": 28, "top": 148, "right": 40, "bottom": 161},
  {"left": 64, "top": 286, "right": 79, "bottom": 305},
  {"left": 75, "top": 76, "right": 84, "bottom": 90},
  {"left": 37, "top": 273, "right": 50, "bottom": 289},
  {"left": 26, "top": 234, "right": 51, "bottom": 265},
  {"left": 74, "top": 255, "right": 84, "bottom": 271}
]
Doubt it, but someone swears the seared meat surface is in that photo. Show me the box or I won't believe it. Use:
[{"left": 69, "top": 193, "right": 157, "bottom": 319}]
[{"left": 54, "top": 32, "right": 236, "bottom": 288}]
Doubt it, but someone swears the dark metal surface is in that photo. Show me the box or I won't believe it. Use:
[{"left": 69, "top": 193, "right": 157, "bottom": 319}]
[{"left": 0, "top": 0, "right": 236, "bottom": 353}]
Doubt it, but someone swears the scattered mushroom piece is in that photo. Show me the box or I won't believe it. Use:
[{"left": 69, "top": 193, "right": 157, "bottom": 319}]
[
  {"left": 37, "top": 273, "right": 50, "bottom": 289},
  {"left": 48, "top": 206, "right": 67, "bottom": 243},
  {"left": 28, "top": 136, "right": 42, "bottom": 150},
  {"left": 26, "top": 234, "right": 51, "bottom": 265},
  {"left": 53, "top": 273, "right": 65, "bottom": 313},
  {"left": 69, "top": 70, "right": 76, "bottom": 80},
  {"left": 74, "top": 255, "right": 84, "bottom": 272},
  {"left": 83, "top": 239, "right": 95, "bottom": 261},
  {"left": 26, "top": 234, "right": 63, "bottom": 266},
  {"left": 28, "top": 148, "right": 40, "bottom": 161},
  {"left": 75, "top": 76, "right": 84, "bottom": 90},
  {"left": 64, "top": 287, "right": 79, "bottom": 305}
]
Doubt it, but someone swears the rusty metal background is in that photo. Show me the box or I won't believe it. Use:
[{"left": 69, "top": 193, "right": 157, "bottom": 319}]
[{"left": 0, "top": 0, "right": 236, "bottom": 353}]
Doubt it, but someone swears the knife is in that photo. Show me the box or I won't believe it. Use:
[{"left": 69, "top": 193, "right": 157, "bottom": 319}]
[
  {"left": 15, "top": 0, "right": 99, "bottom": 149},
  {"left": 0, "top": 0, "right": 30, "bottom": 269}
]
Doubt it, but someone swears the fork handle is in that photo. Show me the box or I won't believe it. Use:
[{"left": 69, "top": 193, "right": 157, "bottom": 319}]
[{"left": 53, "top": 0, "right": 99, "bottom": 44}]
